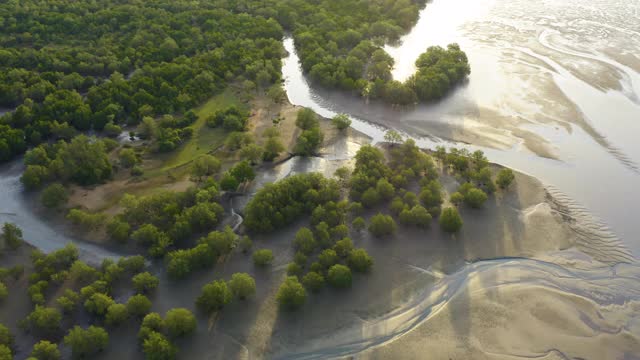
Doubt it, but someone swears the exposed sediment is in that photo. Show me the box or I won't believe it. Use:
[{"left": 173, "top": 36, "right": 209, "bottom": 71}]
[{"left": 544, "top": 185, "right": 634, "bottom": 264}]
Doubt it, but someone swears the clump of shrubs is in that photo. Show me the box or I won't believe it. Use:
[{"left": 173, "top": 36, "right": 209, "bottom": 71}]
[
  {"left": 327, "top": 264, "right": 352, "bottom": 288},
  {"left": 368, "top": 213, "right": 396, "bottom": 237},
  {"left": 440, "top": 207, "right": 463, "bottom": 233},
  {"left": 496, "top": 168, "right": 515, "bottom": 189},
  {"left": 196, "top": 273, "right": 257, "bottom": 314},
  {"left": 399, "top": 205, "right": 432, "bottom": 227},
  {"left": 276, "top": 276, "right": 306, "bottom": 310},
  {"left": 252, "top": 249, "right": 274, "bottom": 267}
]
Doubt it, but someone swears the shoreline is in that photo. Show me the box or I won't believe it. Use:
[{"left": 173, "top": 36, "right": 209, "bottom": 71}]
[
  {"left": 0, "top": 93, "right": 373, "bottom": 252},
  {"left": 1, "top": 105, "right": 623, "bottom": 265},
  {"left": 2, "top": 121, "right": 637, "bottom": 359}
]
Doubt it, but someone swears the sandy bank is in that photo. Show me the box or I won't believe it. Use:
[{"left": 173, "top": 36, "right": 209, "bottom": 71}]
[
  {"left": 351, "top": 255, "right": 640, "bottom": 360},
  {"left": 3, "top": 111, "right": 636, "bottom": 360},
  {"left": 0, "top": 243, "right": 39, "bottom": 357},
  {"left": 91, "top": 147, "right": 636, "bottom": 360},
  {"left": 256, "top": 164, "right": 638, "bottom": 360}
]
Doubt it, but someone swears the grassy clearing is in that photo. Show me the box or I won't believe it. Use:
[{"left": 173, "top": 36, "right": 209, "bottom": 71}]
[
  {"left": 93, "top": 90, "right": 242, "bottom": 209},
  {"left": 78, "top": 90, "right": 250, "bottom": 213},
  {"left": 161, "top": 89, "right": 240, "bottom": 171}
]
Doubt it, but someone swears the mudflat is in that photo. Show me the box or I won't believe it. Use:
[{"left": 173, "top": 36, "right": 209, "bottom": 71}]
[{"left": 90, "top": 150, "right": 638, "bottom": 360}]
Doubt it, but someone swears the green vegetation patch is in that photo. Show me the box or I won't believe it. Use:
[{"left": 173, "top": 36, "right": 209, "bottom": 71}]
[{"left": 161, "top": 90, "right": 241, "bottom": 171}]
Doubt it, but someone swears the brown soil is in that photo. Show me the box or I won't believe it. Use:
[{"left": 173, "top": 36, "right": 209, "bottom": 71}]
[{"left": 247, "top": 95, "right": 371, "bottom": 159}]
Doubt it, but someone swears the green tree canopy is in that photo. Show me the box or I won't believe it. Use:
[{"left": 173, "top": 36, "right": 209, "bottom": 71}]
[
  {"left": 384, "top": 130, "right": 402, "bottom": 145},
  {"left": 31, "top": 340, "right": 60, "bottom": 360},
  {"left": 118, "top": 148, "right": 138, "bottom": 168},
  {"left": 132, "top": 272, "right": 160, "bottom": 294},
  {"left": 276, "top": 276, "right": 307, "bottom": 310},
  {"left": 348, "top": 248, "right": 373, "bottom": 272},
  {"left": 56, "top": 135, "right": 113, "bottom": 185},
  {"left": 253, "top": 249, "right": 274, "bottom": 267},
  {"left": 368, "top": 213, "right": 397, "bottom": 237},
  {"left": 302, "top": 272, "right": 325, "bottom": 293},
  {"left": 84, "top": 293, "right": 115, "bottom": 317},
  {"left": 295, "top": 108, "right": 318, "bottom": 130},
  {"left": 294, "top": 227, "right": 317, "bottom": 255},
  {"left": 127, "top": 294, "right": 152, "bottom": 317},
  {"left": 41, "top": 183, "right": 68, "bottom": 208},
  {"left": 0, "top": 324, "right": 12, "bottom": 351},
  {"left": 496, "top": 168, "right": 515, "bottom": 189},
  {"left": 197, "top": 280, "right": 232, "bottom": 313},
  {"left": 327, "top": 264, "right": 352, "bottom": 288},
  {"left": 63, "top": 326, "right": 109, "bottom": 358},
  {"left": 331, "top": 114, "right": 351, "bottom": 130},
  {"left": 228, "top": 273, "right": 256, "bottom": 300},
  {"left": 143, "top": 331, "right": 177, "bottom": 360},
  {"left": 464, "top": 188, "right": 488, "bottom": 208},
  {"left": 440, "top": 207, "right": 463, "bottom": 233},
  {"left": 191, "top": 155, "right": 221, "bottom": 181},
  {"left": 26, "top": 306, "right": 62, "bottom": 336},
  {"left": 164, "top": 308, "right": 196, "bottom": 338},
  {"left": 1, "top": 223, "right": 23, "bottom": 249},
  {"left": 106, "top": 303, "right": 129, "bottom": 326}
]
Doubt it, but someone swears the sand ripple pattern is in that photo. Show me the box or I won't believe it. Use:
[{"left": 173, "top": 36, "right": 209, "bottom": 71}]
[
  {"left": 275, "top": 256, "right": 640, "bottom": 359},
  {"left": 544, "top": 185, "right": 634, "bottom": 264},
  {"left": 510, "top": 44, "right": 640, "bottom": 175}
]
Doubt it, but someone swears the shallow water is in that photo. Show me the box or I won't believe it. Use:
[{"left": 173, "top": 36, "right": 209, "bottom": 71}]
[
  {"left": 274, "top": 253, "right": 640, "bottom": 359},
  {"left": 279, "top": 1, "right": 640, "bottom": 358},
  {"left": 283, "top": 0, "right": 640, "bottom": 256},
  {"left": 0, "top": 160, "right": 123, "bottom": 262}
]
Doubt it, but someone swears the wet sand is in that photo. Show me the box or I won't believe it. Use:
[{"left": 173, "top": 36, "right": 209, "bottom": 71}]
[
  {"left": 282, "top": 0, "right": 640, "bottom": 251},
  {"left": 256, "top": 162, "right": 639, "bottom": 359},
  {"left": 87, "top": 149, "right": 638, "bottom": 360},
  {"left": 355, "top": 255, "right": 640, "bottom": 360},
  {"left": 0, "top": 244, "right": 39, "bottom": 357},
  {"left": 2, "top": 138, "right": 638, "bottom": 359}
]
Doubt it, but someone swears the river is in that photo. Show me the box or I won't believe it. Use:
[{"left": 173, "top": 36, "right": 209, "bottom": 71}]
[
  {"left": 0, "top": 160, "right": 123, "bottom": 262},
  {"left": 283, "top": 0, "right": 640, "bottom": 257}
]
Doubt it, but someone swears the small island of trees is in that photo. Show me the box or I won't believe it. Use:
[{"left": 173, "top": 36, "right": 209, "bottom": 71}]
[{"left": 290, "top": 1, "right": 470, "bottom": 105}]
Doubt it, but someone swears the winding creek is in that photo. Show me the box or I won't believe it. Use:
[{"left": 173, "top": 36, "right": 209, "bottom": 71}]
[
  {"left": 1, "top": 0, "right": 639, "bottom": 358},
  {"left": 0, "top": 160, "right": 122, "bottom": 262}
]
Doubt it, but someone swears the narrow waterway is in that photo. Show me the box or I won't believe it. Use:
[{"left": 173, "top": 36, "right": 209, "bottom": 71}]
[
  {"left": 275, "top": 253, "right": 640, "bottom": 359},
  {"left": 282, "top": 0, "right": 640, "bottom": 256},
  {"left": 0, "top": 160, "right": 123, "bottom": 261}
]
